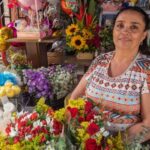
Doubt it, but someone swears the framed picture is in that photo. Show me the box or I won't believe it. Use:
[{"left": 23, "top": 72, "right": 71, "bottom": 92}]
[{"left": 99, "top": 11, "right": 117, "bottom": 26}]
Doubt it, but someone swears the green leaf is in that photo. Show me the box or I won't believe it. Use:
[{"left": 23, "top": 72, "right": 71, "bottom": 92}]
[{"left": 87, "top": 0, "right": 96, "bottom": 17}]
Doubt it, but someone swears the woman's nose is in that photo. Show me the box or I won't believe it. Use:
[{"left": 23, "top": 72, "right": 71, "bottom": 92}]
[{"left": 121, "top": 26, "right": 131, "bottom": 33}]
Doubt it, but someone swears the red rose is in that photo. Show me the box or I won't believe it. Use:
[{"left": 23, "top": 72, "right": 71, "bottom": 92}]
[
  {"left": 85, "top": 138, "right": 100, "bottom": 150},
  {"left": 104, "top": 146, "right": 110, "bottom": 150},
  {"left": 53, "top": 120, "right": 62, "bottom": 135},
  {"left": 30, "top": 112, "right": 38, "bottom": 120},
  {"left": 78, "top": 116, "right": 85, "bottom": 123},
  {"left": 42, "top": 120, "right": 47, "bottom": 126},
  {"left": 85, "top": 101, "right": 93, "bottom": 114},
  {"left": 47, "top": 108, "right": 54, "bottom": 116},
  {"left": 5, "top": 124, "right": 11, "bottom": 135},
  {"left": 40, "top": 135, "right": 46, "bottom": 143},
  {"left": 86, "top": 111, "right": 95, "bottom": 121},
  {"left": 87, "top": 123, "right": 99, "bottom": 136},
  {"left": 67, "top": 107, "right": 78, "bottom": 118},
  {"left": 13, "top": 136, "right": 20, "bottom": 144}
]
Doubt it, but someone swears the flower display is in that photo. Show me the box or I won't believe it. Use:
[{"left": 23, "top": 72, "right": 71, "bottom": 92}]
[
  {"left": 23, "top": 64, "right": 77, "bottom": 102},
  {"left": 0, "top": 98, "right": 65, "bottom": 149},
  {"left": 64, "top": 0, "right": 101, "bottom": 53},
  {"left": 65, "top": 98, "right": 124, "bottom": 150}
]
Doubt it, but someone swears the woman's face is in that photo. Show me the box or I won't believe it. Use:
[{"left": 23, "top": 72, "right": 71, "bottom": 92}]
[{"left": 113, "top": 10, "right": 147, "bottom": 51}]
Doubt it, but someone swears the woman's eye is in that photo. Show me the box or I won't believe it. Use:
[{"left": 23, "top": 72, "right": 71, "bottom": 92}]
[
  {"left": 116, "top": 24, "right": 124, "bottom": 29},
  {"left": 130, "top": 25, "right": 138, "bottom": 32}
]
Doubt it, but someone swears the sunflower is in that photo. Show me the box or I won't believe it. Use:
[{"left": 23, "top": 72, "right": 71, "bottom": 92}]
[
  {"left": 82, "top": 28, "right": 93, "bottom": 40},
  {"left": 65, "top": 24, "right": 79, "bottom": 36},
  {"left": 70, "top": 35, "right": 86, "bottom": 50}
]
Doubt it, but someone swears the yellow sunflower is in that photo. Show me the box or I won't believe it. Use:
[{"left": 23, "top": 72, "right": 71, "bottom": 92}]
[
  {"left": 65, "top": 24, "right": 79, "bottom": 36},
  {"left": 70, "top": 35, "right": 86, "bottom": 50},
  {"left": 82, "top": 28, "right": 93, "bottom": 40}
]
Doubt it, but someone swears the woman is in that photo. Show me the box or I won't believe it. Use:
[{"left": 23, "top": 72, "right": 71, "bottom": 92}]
[{"left": 70, "top": 6, "right": 150, "bottom": 142}]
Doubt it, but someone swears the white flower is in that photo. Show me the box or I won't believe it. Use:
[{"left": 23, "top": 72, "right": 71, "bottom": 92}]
[
  {"left": 106, "top": 121, "right": 111, "bottom": 127},
  {"left": 33, "top": 120, "right": 42, "bottom": 128},
  {"left": 46, "top": 117, "right": 51, "bottom": 124},
  {"left": 103, "top": 131, "right": 109, "bottom": 137},
  {"left": 9, "top": 127, "right": 18, "bottom": 137},
  {"left": 100, "top": 127, "right": 105, "bottom": 133},
  {"left": 25, "top": 135, "right": 32, "bottom": 140}
]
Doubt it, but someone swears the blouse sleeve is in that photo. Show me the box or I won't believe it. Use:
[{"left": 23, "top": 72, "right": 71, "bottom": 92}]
[{"left": 142, "top": 69, "right": 150, "bottom": 94}]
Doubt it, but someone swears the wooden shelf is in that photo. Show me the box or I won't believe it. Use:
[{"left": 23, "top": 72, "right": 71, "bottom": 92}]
[
  {"left": 64, "top": 56, "right": 92, "bottom": 66},
  {"left": 7, "top": 37, "right": 60, "bottom": 43}
]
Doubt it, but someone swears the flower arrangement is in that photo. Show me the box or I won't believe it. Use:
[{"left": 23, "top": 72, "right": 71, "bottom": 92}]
[
  {"left": 65, "top": 98, "right": 124, "bottom": 150},
  {"left": 0, "top": 98, "right": 65, "bottom": 150},
  {"left": 64, "top": 0, "right": 101, "bottom": 53},
  {"left": 23, "top": 64, "right": 77, "bottom": 104}
]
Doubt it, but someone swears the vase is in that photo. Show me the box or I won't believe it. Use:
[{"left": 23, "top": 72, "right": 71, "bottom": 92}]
[{"left": 76, "top": 52, "right": 94, "bottom": 60}]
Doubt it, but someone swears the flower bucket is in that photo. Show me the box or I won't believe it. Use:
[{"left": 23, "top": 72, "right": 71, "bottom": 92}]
[{"left": 76, "top": 52, "right": 94, "bottom": 60}]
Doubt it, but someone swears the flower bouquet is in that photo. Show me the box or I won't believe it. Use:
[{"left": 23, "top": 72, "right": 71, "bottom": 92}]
[
  {"left": 0, "top": 98, "right": 66, "bottom": 150},
  {"left": 23, "top": 64, "right": 77, "bottom": 109},
  {"left": 64, "top": 0, "right": 101, "bottom": 57},
  {"left": 65, "top": 98, "right": 124, "bottom": 150}
]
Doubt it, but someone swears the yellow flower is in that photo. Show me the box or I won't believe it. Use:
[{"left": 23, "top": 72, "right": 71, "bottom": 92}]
[
  {"left": 54, "top": 108, "right": 65, "bottom": 122},
  {"left": 96, "top": 133, "right": 103, "bottom": 145},
  {"left": 0, "top": 87, "right": 6, "bottom": 97},
  {"left": 66, "top": 24, "right": 79, "bottom": 36},
  {"left": 11, "top": 85, "right": 21, "bottom": 95},
  {"left": 82, "top": 28, "right": 93, "bottom": 40},
  {"left": 81, "top": 122, "right": 89, "bottom": 129},
  {"left": 70, "top": 35, "right": 86, "bottom": 50},
  {"left": 68, "top": 98, "right": 85, "bottom": 109},
  {"left": 4, "top": 81, "right": 13, "bottom": 88},
  {"left": 77, "top": 128, "right": 86, "bottom": 140}
]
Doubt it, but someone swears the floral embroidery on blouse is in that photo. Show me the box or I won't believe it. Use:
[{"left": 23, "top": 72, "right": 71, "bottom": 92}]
[{"left": 84, "top": 51, "right": 150, "bottom": 131}]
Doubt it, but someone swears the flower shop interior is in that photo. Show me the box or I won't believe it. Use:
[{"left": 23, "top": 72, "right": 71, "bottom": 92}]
[{"left": 0, "top": 0, "right": 150, "bottom": 149}]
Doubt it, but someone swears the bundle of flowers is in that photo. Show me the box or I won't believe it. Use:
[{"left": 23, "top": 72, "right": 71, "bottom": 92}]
[
  {"left": 0, "top": 71, "right": 21, "bottom": 99},
  {"left": 65, "top": 98, "right": 124, "bottom": 150},
  {"left": 46, "top": 64, "right": 77, "bottom": 100},
  {"left": 64, "top": 0, "right": 101, "bottom": 53},
  {"left": 23, "top": 64, "right": 77, "bottom": 101},
  {"left": 0, "top": 98, "right": 65, "bottom": 150}
]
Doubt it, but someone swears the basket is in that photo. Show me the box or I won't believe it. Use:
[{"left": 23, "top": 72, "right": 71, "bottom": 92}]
[
  {"left": 76, "top": 52, "right": 94, "bottom": 60},
  {"left": 47, "top": 51, "right": 64, "bottom": 65}
]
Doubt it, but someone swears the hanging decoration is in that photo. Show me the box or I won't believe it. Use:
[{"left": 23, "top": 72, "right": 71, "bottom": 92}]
[{"left": 0, "top": 27, "right": 13, "bottom": 66}]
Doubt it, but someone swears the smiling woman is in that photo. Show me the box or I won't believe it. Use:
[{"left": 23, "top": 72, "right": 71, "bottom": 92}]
[{"left": 70, "top": 6, "right": 150, "bottom": 143}]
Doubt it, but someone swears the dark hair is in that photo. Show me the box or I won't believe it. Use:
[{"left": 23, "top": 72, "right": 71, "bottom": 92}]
[{"left": 113, "top": 6, "right": 150, "bottom": 55}]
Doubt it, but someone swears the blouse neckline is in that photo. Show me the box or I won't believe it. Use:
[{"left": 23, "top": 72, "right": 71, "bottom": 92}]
[{"left": 106, "top": 51, "right": 140, "bottom": 79}]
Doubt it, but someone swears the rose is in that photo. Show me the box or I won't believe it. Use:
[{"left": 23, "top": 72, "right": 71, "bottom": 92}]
[
  {"left": 30, "top": 112, "right": 38, "bottom": 120},
  {"left": 67, "top": 107, "right": 78, "bottom": 118},
  {"left": 87, "top": 122, "right": 99, "bottom": 136},
  {"left": 86, "top": 111, "right": 96, "bottom": 121},
  {"left": 85, "top": 138, "right": 100, "bottom": 150},
  {"left": 53, "top": 120, "right": 62, "bottom": 135},
  {"left": 85, "top": 101, "right": 93, "bottom": 114}
]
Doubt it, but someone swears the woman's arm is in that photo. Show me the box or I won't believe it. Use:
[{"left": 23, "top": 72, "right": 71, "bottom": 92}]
[
  {"left": 127, "top": 93, "right": 150, "bottom": 142},
  {"left": 70, "top": 76, "right": 88, "bottom": 99}
]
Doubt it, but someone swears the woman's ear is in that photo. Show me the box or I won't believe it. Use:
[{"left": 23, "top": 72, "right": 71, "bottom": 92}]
[{"left": 142, "top": 31, "right": 148, "bottom": 42}]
